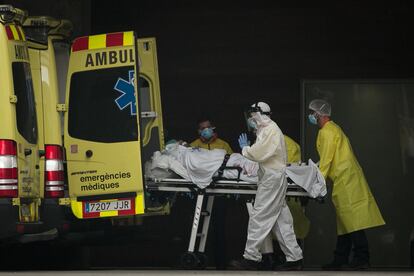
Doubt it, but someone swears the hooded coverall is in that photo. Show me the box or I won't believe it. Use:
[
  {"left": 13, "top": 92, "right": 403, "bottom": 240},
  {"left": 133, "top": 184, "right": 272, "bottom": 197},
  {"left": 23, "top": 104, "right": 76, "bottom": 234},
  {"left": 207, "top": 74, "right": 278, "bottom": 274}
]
[{"left": 242, "top": 119, "right": 303, "bottom": 262}]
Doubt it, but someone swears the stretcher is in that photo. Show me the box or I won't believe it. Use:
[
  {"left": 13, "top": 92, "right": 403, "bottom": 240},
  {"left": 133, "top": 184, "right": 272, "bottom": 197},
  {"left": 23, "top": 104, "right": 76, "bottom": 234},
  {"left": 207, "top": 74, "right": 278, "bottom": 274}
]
[{"left": 145, "top": 176, "right": 322, "bottom": 269}]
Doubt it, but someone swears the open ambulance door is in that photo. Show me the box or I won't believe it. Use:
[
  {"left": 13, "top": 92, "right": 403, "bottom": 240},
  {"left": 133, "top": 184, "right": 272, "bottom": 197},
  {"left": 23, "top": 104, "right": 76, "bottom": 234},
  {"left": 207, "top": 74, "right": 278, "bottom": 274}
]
[
  {"left": 136, "top": 38, "right": 170, "bottom": 214},
  {"left": 137, "top": 38, "right": 165, "bottom": 162},
  {"left": 64, "top": 31, "right": 145, "bottom": 219}
]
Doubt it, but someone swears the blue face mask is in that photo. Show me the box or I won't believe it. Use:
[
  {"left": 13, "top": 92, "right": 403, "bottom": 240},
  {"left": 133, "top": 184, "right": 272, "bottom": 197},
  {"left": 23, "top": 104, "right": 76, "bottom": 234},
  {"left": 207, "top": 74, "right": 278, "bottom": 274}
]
[
  {"left": 200, "top": 128, "right": 214, "bottom": 140},
  {"left": 308, "top": 114, "right": 318, "bottom": 125},
  {"left": 247, "top": 118, "right": 257, "bottom": 130}
]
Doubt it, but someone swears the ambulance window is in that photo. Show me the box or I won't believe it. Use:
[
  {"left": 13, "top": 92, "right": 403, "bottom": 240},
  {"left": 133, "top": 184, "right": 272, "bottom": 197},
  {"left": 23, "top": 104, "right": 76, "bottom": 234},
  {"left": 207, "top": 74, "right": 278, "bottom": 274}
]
[
  {"left": 68, "top": 66, "right": 138, "bottom": 143},
  {"left": 12, "top": 62, "right": 38, "bottom": 144},
  {"left": 53, "top": 41, "right": 70, "bottom": 135},
  {"left": 53, "top": 41, "right": 70, "bottom": 105},
  {"left": 138, "top": 76, "right": 151, "bottom": 139}
]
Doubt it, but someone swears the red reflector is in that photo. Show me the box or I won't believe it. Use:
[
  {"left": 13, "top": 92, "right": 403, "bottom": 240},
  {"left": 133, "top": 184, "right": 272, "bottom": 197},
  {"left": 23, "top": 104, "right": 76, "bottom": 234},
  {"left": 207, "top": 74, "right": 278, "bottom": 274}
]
[
  {"left": 72, "top": 36, "right": 89, "bottom": 52},
  {"left": 46, "top": 170, "right": 64, "bottom": 181},
  {"left": 45, "top": 145, "right": 63, "bottom": 160},
  {"left": 45, "top": 190, "right": 64, "bottom": 198},
  {"left": 106, "top": 32, "right": 123, "bottom": 47},
  {"left": 0, "top": 168, "right": 17, "bottom": 179},
  {"left": 0, "top": 140, "right": 17, "bottom": 155},
  {"left": 0, "top": 189, "right": 18, "bottom": 197},
  {"left": 5, "top": 26, "right": 13, "bottom": 40}
]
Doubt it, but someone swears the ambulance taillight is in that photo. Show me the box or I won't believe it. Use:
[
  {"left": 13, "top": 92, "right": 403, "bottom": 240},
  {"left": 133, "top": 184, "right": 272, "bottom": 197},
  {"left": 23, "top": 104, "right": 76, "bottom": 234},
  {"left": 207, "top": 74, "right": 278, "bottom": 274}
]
[
  {"left": 45, "top": 145, "right": 64, "bottom": 198},
  {"left": 0, "top": 140, "right": 18, "bottom": 197}
]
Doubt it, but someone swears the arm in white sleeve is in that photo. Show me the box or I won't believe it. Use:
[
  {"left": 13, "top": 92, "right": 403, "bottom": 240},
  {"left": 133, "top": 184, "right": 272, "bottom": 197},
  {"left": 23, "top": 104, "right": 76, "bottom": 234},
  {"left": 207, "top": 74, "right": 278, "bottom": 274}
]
[{"left": 242, "top": 127, "right": 280, "bottom": 163}]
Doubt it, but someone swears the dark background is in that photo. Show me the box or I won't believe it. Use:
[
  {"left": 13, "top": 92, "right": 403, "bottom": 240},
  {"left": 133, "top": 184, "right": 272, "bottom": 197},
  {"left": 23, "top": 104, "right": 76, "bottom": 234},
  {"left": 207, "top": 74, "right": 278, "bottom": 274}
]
[
  {"left": 2, "top": 0, "right": 414, "bottom": 270},
  {"left": 91, "top": 0, "right": 414, "bottom": 150}
]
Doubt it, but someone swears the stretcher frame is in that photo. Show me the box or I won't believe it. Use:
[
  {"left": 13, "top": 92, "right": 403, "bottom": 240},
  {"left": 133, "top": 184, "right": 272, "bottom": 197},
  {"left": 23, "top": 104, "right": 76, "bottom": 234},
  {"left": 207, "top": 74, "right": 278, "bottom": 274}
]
[{"left": 145, "top": 177, "right": 315, "bottom": 268}]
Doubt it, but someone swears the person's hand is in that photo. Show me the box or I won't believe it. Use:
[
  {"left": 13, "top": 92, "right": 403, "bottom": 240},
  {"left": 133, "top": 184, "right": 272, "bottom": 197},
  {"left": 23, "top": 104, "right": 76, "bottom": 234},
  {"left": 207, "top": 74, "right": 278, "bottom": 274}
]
[{"left": 238, "top": 133, "right": 250, "bottom": 149}]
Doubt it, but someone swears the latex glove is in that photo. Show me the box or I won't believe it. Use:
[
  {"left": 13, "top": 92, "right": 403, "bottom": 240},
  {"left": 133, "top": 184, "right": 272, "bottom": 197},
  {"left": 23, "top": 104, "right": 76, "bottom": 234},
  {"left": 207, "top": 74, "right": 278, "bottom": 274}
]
[{"left": 238, "top": 133, "right": 250, "bottom": 149}]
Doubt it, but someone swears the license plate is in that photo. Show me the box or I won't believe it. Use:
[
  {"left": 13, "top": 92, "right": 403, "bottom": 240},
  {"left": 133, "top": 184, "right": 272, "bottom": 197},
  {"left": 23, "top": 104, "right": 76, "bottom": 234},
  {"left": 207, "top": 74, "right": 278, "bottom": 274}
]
[{"left": 85, "top": 199, "right": 131, "bottom": 213}]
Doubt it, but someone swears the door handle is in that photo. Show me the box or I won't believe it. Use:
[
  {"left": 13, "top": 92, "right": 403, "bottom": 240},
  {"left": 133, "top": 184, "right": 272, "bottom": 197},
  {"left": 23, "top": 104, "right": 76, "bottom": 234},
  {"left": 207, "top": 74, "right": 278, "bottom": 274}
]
[
  {"left": 85, "top": 150, "right": 93, "bottom": 158},
  {"left": 24, "top": 148, "right": 32, "bottom": 156}
]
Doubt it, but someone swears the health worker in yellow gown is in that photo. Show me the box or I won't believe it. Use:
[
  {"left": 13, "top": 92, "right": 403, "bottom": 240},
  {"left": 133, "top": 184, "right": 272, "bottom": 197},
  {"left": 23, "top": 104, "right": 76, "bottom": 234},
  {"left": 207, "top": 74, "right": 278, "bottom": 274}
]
[{"left": 308, "top": 99, "right": 385, "bottom": 270}]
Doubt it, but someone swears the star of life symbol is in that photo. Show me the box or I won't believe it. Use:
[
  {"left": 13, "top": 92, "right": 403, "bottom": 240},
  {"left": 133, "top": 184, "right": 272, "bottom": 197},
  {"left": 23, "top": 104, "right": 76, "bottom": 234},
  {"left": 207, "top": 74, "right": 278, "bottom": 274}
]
[{"left": 114, "top": 70, "right": 136, "bottom": 115}]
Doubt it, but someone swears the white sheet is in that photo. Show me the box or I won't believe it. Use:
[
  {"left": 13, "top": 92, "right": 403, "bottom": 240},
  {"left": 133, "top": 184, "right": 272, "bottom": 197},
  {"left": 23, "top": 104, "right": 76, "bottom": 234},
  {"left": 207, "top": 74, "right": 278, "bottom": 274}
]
[
  {"left": 285, "top": 159, "right": 327, "bottom": 198},
  {"left": 148, "top": 144, "right": 326, "bottom": 198},
  {"left": 149, "top": 145, "right": 259, "bottom": 188}
]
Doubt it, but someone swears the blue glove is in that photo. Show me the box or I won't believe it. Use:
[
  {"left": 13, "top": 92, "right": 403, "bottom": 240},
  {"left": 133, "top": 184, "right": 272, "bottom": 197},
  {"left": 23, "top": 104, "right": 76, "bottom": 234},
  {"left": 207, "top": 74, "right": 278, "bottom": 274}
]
[{"left": 238, "top": 133, "right": 250, "bottom": 149}]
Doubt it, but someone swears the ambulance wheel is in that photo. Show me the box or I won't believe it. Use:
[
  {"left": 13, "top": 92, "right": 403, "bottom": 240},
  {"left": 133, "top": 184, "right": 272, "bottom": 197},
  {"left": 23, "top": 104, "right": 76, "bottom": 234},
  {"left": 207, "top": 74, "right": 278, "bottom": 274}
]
[
  {"left": 180, "top": 252, "right": 199, "bottom": 269},
  {"left": 195, "top": 252, "right": 207, "bottom": 269}
]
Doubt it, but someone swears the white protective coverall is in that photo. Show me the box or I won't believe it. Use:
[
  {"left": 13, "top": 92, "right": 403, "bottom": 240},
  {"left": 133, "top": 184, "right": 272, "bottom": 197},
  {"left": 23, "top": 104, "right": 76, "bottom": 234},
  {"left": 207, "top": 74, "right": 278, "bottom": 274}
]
[{"left": 242, "top": 110, "right": 303, "bottom": 262}]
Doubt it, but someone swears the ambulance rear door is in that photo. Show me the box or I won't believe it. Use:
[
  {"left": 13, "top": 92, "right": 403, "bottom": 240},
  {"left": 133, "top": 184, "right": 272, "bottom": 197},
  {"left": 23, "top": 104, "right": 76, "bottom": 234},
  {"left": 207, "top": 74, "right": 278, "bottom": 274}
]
[
  {"left": 136, "top": 37, "right": 165, "bottom": 162},
  {"left": 0, "top": 6, "right": 41, "bottom": 224},
  {"left": 64, "top": 31, "right": 144, "bottom": 219},
  {"left": 136, "top": 37, "right": 170, "bottom": 215}
]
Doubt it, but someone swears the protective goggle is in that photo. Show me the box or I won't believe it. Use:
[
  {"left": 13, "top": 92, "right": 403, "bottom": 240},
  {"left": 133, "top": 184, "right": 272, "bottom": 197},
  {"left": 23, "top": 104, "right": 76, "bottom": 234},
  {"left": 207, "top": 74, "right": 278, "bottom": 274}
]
[{"left": 246, "top": 102, "right": 272, "bottom": 116}]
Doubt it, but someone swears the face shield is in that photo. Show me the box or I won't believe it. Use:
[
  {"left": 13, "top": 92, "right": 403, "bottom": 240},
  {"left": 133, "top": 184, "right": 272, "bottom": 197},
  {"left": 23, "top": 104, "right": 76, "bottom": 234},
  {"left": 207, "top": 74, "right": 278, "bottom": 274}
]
[
  {"left": 244, "top": 102, "right": 272, "bottom": 131},
  {"left": 244, "top": 109, "right": 258, "bottom": 132}
]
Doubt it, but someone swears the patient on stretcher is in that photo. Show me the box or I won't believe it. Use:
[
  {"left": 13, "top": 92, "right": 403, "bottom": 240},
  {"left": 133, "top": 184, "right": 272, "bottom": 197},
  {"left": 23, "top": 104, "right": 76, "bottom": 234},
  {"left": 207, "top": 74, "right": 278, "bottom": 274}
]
[
  {"left": 146, "top": 141, "right": 327, "bottom": 198},
  {"left": 145, "top": 141, "right": 259, "bottom": 189}
]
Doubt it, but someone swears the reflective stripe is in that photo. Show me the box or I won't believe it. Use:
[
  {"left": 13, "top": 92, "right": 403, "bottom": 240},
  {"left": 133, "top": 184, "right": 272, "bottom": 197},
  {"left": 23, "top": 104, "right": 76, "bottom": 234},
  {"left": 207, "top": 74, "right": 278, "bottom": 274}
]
[
  {"left": 9, "top": 25, "right": 19, "bottom": 40},
  {"left": 0, "top": 184, "right": 18, "bottom": 190},
  {"left": 106, "top": 32, "right": 123, "bottom": 47},
  {"left": 72, "top": 36, "right": 88, "bottom": 52},
  {"left": 123, "top": 31, "right": 134, "bottom": 46},
  {"left": 45, "top": 186, "right": 64, "bottom": 191},
  {"left": 17, "top": 26, "right": 25, "bottom": 40},
  {"left": 72, "top": 31, "right": 134, "bottom": 52},
  {"left": 5, "top": 25, "right": 13, "bottom": 40},
  {"left": 45, "top": 181, "right": 64, "bottom": 186},
  {"left": 89, "top": 34, "right": 106, "bottom": 49}
]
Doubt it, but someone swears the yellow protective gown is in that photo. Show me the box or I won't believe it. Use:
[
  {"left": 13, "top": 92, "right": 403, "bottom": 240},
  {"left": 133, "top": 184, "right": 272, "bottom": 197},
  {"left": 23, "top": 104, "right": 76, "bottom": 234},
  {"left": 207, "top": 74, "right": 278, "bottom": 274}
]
[
  {"left": 284, "top": 135, "right": 301, "bottom": 165},
  {"left": 284, "top": 135, "right": 310, "bottom": 239},
  {"left": 317, "top": 121, "right": 385, "bottom": 235},
  {"left": 190, "top": 137, "right": 233, "bottom": 154}
]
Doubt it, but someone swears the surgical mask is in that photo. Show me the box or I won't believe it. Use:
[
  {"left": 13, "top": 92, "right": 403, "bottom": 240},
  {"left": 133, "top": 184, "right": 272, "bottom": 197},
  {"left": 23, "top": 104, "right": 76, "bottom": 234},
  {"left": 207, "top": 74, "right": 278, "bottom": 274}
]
[
  {"left": 308, "top": 114, "right": 318, "bottom": 125},
  {"left": 200, "top": 127, "right": 214, "bottom": 140},
  {"left": 247, "top": 118, "right": 257, "bottom": 130}
]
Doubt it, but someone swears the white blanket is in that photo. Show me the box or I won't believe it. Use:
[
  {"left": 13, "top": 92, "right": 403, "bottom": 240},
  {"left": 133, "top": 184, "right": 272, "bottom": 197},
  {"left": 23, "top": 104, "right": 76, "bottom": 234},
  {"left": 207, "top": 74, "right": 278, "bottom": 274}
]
[
  {"left": 286, "top": 159, "right": 327, "bottom": 198},
  {"left": 147, "top": 144, "right": 326, "bottom": 198},
  {"left": 149, "top": 145, "right": 259, "bottom": 188}
]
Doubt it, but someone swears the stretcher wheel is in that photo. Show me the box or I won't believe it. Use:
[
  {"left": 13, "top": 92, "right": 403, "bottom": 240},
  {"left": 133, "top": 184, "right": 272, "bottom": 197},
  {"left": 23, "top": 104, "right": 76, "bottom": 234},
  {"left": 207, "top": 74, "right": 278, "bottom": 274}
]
[
  {"left": 180, "top": 252, "right": 199, "bottom": 269},
  {"left": 195, "top": 252, "right": 208, "bottom": 269}
]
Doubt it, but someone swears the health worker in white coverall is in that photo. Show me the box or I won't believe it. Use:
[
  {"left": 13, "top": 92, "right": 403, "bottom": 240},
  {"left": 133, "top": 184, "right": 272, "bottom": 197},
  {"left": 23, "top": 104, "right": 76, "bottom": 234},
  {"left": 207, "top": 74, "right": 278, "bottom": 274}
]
[{"left": 230, "top": 102, "right": 303, "bottom": 271}]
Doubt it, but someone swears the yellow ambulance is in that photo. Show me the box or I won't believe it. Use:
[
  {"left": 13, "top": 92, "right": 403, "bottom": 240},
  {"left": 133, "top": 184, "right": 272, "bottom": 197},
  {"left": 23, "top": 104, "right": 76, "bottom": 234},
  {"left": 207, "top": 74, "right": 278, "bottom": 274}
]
[
  {"left": 63, "top": 31, "right": 167, "bottom": 220},
  {"left": 23, "top": 16, "right": 73, "bottom": 235},
  {"left": 0, "top": 5, "right": 41, "bottom": 239}
]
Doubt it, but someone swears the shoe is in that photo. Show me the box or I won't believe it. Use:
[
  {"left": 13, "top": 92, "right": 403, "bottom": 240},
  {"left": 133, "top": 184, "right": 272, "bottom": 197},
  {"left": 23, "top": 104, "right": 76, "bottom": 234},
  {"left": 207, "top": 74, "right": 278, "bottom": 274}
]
[
  {"left": 275, "top": 259, "right": 303, "bottom": 271},
  {"left": 322, "top": 260, "right": 348, "bottom": 271},
  {"left": 348, "top": 260, "right": 370, "bottom": 270},
  {"left": 258, "top": 253, "right": 274, "bottom": 271},
  {"left": 228, "top": 258, "right": 259, "bottom": 270}
]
